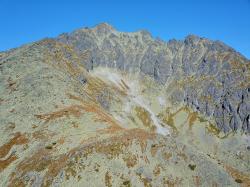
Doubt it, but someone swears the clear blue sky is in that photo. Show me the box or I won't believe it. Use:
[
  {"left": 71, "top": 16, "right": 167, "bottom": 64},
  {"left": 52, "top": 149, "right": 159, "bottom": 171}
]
[{"left": 0, "top": 0, "right": 249, "bottom": 59}]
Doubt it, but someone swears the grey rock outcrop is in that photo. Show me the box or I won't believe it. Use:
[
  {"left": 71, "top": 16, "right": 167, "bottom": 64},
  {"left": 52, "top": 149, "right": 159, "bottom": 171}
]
[{"left": 56, "top": 23, "right": 250, "bottom": 133}]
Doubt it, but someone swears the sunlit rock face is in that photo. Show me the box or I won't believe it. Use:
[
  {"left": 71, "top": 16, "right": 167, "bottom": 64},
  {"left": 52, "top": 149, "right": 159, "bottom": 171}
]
[
  {"left": 0, "top": 23, "right": 249, "bottom": 187},
  {"left": 57, "top": 23, "right": 249, "bottom": 133}
]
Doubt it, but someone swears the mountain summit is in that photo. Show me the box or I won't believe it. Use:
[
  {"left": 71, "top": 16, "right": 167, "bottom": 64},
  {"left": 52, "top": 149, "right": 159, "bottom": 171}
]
[
  {"left": 57, "top": 23, "right": 249, "bottom": 133},
  {"left": 0, "top": 24, "right": 249, "bottom": 186}
]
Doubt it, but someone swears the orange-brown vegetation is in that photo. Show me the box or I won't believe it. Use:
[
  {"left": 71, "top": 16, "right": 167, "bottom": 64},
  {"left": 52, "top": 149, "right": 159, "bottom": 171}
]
[
  {"left": 35, "top": 94, "right": 123, "bottom": 133},
  {"left": 0, "top": 154, "right": 18, "bottom": 172},
  {"left": 188, "top": 111, "right": 198, "bottom": 128},
  {"left": 224, "top": 165, "right": 250, "bottom": 187},
  {"left": 123, "top": 154, "right": 138, "bottom": 168},
  {"left": 135, "top": 106, "right": 155, "bottom": 131},
  {"left": 163, "top": 176, "right": 183, "bottom": 187},
  {"left": 193, "top": 175, "right": 202, "bottom": 187},
  {"left": 153, "top": 165, "right": 161, "bottom": 176},
  {"left": 105, "top": 171, "right": 112, "bottom": 187},
  {"left": 68, "top": 93, "right": 123, "bottom": 133},
  {"left": 163, "top": 152, "right": 172, "bottom": 160},
  {"left": 177, "top": 151, "right": 188, "bottom": 161},
  {"left": 150, "top": 143, "right": 164, "bottom": 157},
  {"left": 9, "top": 129, "right": 155, "bottom": 186},
  {"left": 85, "top": 76, "right": 127, "bottom": 103},
  {"left": 0, "top": 132, "right": 28, "bottom": 158},
  {"left": 32, "top": 129, "right": 53, "bottom": 140},
  {"left": 7, "top": 77, "right": 17, "bottom": 93},
  {"left": 0, "top": 132, "right": 28, "bottom": 172},
  {"left": 9, "top": 148, "right": 69, "bottom": 187},
  {"left": 34, "top": 105, "right": 84, "bottom": 123}
]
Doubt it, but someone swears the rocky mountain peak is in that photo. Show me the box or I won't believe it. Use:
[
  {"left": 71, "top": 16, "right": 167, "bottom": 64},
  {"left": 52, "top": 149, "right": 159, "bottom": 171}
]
[
  {"left": 0, "top": 23, "right": 249, "bottom": 187},
  {"left": 54, "top": 24, "right": 249, "bottom": 133},
  {"left": 184, "top": 34, "right": 202, "bottom": 45},
  {"left": 93, "top": 22, "right": 115, "bottom": 34}
]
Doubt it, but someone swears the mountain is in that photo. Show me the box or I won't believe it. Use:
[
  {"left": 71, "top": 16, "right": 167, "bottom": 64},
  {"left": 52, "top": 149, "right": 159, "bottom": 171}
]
[{"left": 0, "top": 23, "right": 249, "bottom": 186}]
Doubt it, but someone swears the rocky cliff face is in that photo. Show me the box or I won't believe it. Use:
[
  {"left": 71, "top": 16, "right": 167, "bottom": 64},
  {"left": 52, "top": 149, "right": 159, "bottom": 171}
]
[
  {"left": 57, "top": 23, "right": 250, "bottom": 133},
  {"left": 0, "top": 23, "right": 249, "bottom": 186}
]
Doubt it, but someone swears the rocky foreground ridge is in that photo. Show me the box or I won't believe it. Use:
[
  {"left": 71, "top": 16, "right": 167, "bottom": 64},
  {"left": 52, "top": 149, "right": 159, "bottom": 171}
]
[{"left": 0, "top": 23, "right": 249, "bottom": 186}]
